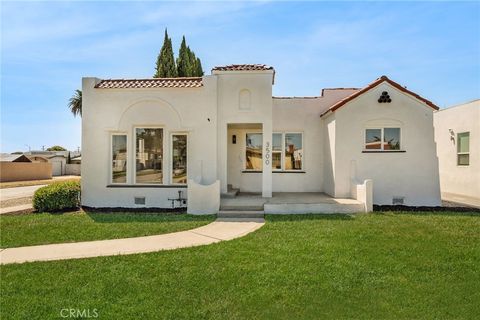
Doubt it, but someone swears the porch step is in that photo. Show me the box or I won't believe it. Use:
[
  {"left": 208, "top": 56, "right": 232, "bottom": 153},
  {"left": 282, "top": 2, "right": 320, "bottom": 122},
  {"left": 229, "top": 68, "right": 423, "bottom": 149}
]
[
  {"left": 218, "top": 210, "right": 265, "bottom": 218},
  {"left": 220, "top": 205, "right": 264, "bottom": 211},
  {"left": 222, "top": 188, "right": 240, "bottom": 198}
]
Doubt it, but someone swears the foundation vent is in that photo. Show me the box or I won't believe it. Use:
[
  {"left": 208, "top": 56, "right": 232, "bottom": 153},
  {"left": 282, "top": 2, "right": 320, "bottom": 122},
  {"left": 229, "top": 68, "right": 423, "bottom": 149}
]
[
  {"left": 134, "top": 197, "right": 146, "bottom": 205},
  {"left": 392, "top": 197, "right": 405, "bottom": 205}
]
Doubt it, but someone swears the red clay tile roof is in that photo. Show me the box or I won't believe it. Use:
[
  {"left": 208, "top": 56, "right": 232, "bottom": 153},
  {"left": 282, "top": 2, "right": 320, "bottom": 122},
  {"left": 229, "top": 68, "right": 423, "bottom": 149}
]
[
  {"left": 320, "top": 76, "right": 439, "bottom": 117},
  {"left": 212, "top": 64, "right": 274, "bottom": 71},
  {"left": 94, "top": 77, "right": 203, "bottom": 89}
]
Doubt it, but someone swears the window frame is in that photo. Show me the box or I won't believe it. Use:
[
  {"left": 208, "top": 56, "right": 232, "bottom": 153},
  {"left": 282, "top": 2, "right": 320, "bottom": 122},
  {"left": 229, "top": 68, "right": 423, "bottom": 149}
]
[
  {"left": 457, "top": 131, "right": 470, "bottom": 166},
  {"left": 364, "top": 127, "right": 403, "bottom": 152},
  {"left": 134, "top": 126, "right": 165, "bottom": 185},
  {"left": 170, "top": 133, "right": 188, "bottom": 185},
  {"left": 272, "top": 132, "right": 284, "bottom": 172},
  {"left": 245, "top": 132, "right": 263, "bottom": 171},
  {"left": 283, "top": 132, "right": 304, "bottom": 171},
  {"left": 110, "top": 132, "right": 128, "bottom": 185}
]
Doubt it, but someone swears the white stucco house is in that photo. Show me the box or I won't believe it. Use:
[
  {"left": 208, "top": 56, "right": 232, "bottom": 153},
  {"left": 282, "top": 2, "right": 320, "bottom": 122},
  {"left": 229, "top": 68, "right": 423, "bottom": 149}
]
[
  {"left": 434, "top": 100, "right": 480, "bottom": 207},
  {"left": 82, "top": 64, "right": 441, "bottom": 214}
]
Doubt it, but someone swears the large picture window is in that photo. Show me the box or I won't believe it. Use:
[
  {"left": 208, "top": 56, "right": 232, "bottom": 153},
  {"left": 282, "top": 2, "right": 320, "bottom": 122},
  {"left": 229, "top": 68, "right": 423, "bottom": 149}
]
[
  {"left": 285, "top": 133, "right": 303, "bottom": 170},
  {"left": 172, "top": 134, "right": 187, "bottom": 184},
  {"left": 457, "top": 132, "right": 470, "bottom": 166},
  {"left": 112, "top": 134, "right": 127, "bottom": 183},
  {"left": 136, "top": 128, "right": 163, "bottom": 184},
  {"left": 246, "top": 133, "right": 263, "bottom": 170},
  {"left": 365, "top": 128, "right": 401, "bottom": 151}
]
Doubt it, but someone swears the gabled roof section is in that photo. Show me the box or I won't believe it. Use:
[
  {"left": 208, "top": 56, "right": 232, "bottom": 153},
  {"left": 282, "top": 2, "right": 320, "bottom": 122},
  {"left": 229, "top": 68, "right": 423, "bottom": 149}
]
[
  {"left": 94, "top": 77, "right": 203, "bottom": 89},
  {"left": 212, "top": 64, "right": 274, "bottom": 71},
  {"left": 320, "top": 76, "right": 439, "bottom": 117},
  {"left": 0, "top": 154, "right": 32, "bottom": 162}
]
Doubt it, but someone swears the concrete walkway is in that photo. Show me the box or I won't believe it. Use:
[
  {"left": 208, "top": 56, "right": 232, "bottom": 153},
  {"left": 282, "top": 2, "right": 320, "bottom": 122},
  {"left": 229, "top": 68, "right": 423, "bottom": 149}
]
[
  {"left": 0, "top": 185, "right": 45, "bottom": 201},
  {"left": 0, "top": 218, "right": 265, "bottom": 265},
  {"left": 0, "top": 204, "right": 33, "bottom": 215}
]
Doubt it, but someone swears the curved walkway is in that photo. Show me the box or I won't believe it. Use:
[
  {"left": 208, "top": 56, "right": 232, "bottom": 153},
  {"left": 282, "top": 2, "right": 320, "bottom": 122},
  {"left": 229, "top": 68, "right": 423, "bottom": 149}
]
[{"left": 0, "top": 218, "right": 265, "bottom": 265}]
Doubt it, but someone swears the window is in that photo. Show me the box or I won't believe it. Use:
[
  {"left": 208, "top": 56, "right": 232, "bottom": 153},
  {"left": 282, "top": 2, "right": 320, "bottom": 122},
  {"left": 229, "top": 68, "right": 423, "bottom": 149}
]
[
  {"left": 365, "top": 128, "right": 401, "bottom": 151},
  {"left": 111, "top": 134, "right": 127, "bottom": 183},
  {"left": 285, "top": 133, "right": 303, "bottom": 170},
  {"left": 136, "top": 128, "right": 163, "bottom": 184},
  {"left": 272, "top": 133, "right": 282, "bottom": 170},
  {"left": 457, "top": 132, "right": 470, "bottom": 166},
  {"left": 172, "top": 134, "right": 187, "bottom": 184},
  {"left": 246, "top": 133, "right": 262, "bottom": 170}
]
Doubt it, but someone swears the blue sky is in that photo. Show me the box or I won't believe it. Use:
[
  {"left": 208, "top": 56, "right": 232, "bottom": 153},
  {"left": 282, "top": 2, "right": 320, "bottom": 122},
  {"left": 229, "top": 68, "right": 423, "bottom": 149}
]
[{"left": 1, "top": 1, "right": 479, "bottom": 153}]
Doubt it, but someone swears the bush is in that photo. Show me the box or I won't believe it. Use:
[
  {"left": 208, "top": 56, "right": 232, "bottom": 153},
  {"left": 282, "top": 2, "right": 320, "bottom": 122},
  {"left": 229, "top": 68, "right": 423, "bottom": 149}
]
[{"left": 33, "top": 181, "right": 81, "bottom": 212}]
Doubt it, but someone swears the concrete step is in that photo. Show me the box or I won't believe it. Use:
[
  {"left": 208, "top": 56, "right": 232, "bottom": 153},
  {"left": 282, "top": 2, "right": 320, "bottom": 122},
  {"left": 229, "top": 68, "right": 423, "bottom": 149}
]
[
  {"left": 220, "top": 205, "right": 265, "bottom": 211},
  {"left": 221, "top": 188, "right": 240, "bottom": 198},
  {"left": 218, "top": 210, "right": 265, "bottom": 219}
]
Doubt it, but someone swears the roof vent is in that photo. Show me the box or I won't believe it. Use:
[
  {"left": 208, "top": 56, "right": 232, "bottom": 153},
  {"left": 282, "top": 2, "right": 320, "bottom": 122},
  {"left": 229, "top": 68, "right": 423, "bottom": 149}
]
[{"left": 378, "top": 91, "right": 392, "bottom": 103}]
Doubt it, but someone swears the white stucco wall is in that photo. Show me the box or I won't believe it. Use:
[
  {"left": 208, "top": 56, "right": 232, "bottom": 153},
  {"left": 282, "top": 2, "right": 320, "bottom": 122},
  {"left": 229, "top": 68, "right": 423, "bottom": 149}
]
[
  {"left": 81, "top": 76, "right": 218, "bottom": 208},
  {"left": 326, "top": 82, "right": 441, "bottom": 206},
  {"left": 215, "top": 71, "right": 274, "bottom": 197},
  {"left": 272, "top": 98, "right": 324, "bottom": 192},
  {"left": 434, "top": 100, "right": 480, "bottom": 200}
]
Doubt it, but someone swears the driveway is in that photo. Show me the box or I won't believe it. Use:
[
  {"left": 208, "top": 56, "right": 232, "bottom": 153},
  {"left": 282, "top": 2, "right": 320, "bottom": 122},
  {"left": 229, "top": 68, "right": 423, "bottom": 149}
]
[{"left": 0, "top": 185, "right": 46, "bottom": 202}]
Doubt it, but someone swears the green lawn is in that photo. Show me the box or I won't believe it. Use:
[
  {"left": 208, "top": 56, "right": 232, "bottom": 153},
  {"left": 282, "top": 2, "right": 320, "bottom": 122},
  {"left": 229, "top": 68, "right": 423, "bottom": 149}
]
[
  {"left": 1, "top": 212, "right": 479, "bottom": 319},
  {"left": 0, "top": 211, "right": 215, "bottom": 248}
]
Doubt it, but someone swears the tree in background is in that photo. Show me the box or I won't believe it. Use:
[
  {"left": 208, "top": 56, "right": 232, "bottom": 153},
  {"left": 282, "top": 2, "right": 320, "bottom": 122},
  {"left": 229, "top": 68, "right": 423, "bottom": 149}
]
[
  {"left": 68, "top": 89, "right": 82, "bottom": 117},
  {"left": 176, "top": 36, "right": 190, "bottom": 77},
  {"left": 47, "top": 146, "right": 67, "bottom": 151},
  {"left": 175, "top": 35, "right": 205, "bottom": 77},
  {"left": 154, "top": 29, "right": 177, "bottom": 78},
  {"left": 194, "top": 57, "right": 204, "bottom": 77},
  {"left": 67, "top": 152, "right": 72, "bottom": 164}
]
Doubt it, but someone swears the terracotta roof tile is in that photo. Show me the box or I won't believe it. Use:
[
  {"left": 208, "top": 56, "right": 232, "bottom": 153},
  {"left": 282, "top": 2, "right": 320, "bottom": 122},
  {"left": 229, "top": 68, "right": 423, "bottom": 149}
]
[
  {"left": 95, "top": 77, "right": 203, "bottom": 89},
  {"left": 320, "top": 76, "right": 439, "bottom": 117},
  {"left": 212, "top": 64, "right": 274, "bottom": 71}
]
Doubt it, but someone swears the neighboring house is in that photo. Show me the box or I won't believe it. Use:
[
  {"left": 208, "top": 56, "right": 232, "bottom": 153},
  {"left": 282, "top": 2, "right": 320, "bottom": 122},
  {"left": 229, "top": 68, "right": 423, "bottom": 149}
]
[
  {"left": 24, "top": 151, "right": 81, "bottom": 176},
  {"left": 0, "top": 154, "right": 52, "bottom": 182},
  {"left": 82, "top": 64, "right": 441, "bottom": 211},
  {"left": 434, "top": 100, "right": 480, "bottom": 206}
]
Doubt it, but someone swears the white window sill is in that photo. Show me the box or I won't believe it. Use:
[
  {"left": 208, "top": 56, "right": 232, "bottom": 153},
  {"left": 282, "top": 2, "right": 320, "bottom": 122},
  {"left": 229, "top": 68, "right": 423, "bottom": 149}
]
[{"left": 362, "top": 150, "right": 406, "bottom": 153}]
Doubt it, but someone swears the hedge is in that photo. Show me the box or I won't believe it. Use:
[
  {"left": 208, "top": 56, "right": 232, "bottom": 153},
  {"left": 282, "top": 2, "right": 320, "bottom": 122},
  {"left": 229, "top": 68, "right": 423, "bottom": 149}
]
[{"left": 33, "top": 181, "right": 81, "bottom": 212}]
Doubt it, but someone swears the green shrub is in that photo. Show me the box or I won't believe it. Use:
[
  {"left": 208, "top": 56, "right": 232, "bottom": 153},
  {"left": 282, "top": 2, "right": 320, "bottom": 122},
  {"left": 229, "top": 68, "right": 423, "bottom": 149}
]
[{"left": 33, "top": 181, "right": 81, "bottom": 212}]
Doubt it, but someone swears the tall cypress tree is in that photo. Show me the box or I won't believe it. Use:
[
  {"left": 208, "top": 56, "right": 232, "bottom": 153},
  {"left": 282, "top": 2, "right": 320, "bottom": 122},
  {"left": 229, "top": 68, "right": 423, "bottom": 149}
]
[
  {"left": 154, "top": 29, "right": 177, "bottom": 78},
  {"left": 195, "top": 57, "right": 204, "bottom": 77},
  {"left": 176, "top": 36, "right": 189, "bottom": 77}
]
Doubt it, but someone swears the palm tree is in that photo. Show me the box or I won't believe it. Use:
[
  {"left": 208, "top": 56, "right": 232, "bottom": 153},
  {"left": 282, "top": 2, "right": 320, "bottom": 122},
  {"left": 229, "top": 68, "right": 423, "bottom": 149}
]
[{"left": 68, "top": 89, "right": 82, "bottom": 117}]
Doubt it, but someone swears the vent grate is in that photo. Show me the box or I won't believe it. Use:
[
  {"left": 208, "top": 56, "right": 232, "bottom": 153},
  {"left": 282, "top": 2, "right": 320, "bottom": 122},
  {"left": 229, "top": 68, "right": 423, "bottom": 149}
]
[
  {"left": 392, "top": 197, "right": 404, "bottom": 205},
  {"left": 134, "top": 197, "right": 146, "bottom": 205}
]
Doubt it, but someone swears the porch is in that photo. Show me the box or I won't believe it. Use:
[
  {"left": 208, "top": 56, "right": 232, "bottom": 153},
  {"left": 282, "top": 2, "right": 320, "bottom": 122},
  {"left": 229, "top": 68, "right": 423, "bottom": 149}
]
[{"left": 219, "top": 192, "right": 365, "bottom": 217}]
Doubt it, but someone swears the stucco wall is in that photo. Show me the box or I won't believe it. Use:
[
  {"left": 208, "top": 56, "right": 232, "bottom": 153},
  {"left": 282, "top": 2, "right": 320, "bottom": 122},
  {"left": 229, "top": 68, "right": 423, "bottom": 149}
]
[
  {"left": 0, "top": 162, "right": 52, "bottom": 182},
  {"left": 215, "top": 71, "right": 274, "bottom": 196},
  {"left": 434, "top": 100, "right": 480, "bottom": 199},
  {"left": 329, "top": 82, "right": 441, "bottom": 206},
  {"left": 81, "top": 76, "right": 218, "bottom": 208},
  {"left": 66, "top": 164, "right": 81, "bottom": 176},
  {"left": 272, "top": 98, "right": 323, "bottom": 192}
]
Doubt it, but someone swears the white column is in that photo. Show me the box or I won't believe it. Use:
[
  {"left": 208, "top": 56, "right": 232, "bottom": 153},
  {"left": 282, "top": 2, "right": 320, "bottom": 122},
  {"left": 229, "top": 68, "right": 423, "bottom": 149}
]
[{"left": 262, "top": 122, "right": 272, "bottom": 197}]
